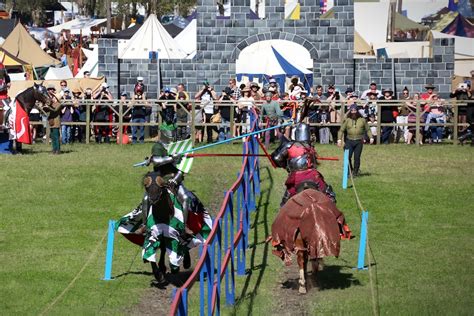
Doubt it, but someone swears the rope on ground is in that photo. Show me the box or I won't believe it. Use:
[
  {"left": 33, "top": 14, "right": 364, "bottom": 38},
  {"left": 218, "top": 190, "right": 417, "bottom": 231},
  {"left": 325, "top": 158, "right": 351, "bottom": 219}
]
[
  {"left": 348, "top": 168, "right": 380, "bottom": 316},
  {"left": 97, "top": 247, "right": 141, "bottom": 314},
  {"left": 39, "top": 231, "right": 108, "bottom": 316}
]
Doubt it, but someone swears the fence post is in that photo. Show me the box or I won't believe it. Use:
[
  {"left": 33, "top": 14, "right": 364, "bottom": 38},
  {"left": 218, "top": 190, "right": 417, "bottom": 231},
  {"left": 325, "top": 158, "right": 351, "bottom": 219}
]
[
  {"left": 452, "top": 100, "right": 458, "bottom": 145},
  {"left": 230, "top": 103, "right": 235, "bottom": 139},
  {"left": 103, "top": 219, "right": 116, "bottom": 280},
  {"left": 415, "top": 101, "right": 421, "bottom": 147},
  {"left": 354, "top": 211, "right": 369, "bottom": 270},
  {"left": 118, "top": 102, "right": 124, "bottom": 145},
  {"left": 86, "top": 103, "right": 91, "bottom": 144},
  {"left": 191, "top": 101, "right": 196, "bottom": 147},
  {"left": 376, "top": 103, "right": 381, "bottom": 145}
]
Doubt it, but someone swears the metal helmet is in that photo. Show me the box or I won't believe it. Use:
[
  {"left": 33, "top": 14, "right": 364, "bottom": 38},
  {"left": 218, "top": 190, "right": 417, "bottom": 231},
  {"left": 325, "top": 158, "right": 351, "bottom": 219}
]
[
  {"left": 294, "top": 123, "right": 311, "bottom": 142},
  {"left": 151, "top": 142, "right": 168, "bottom": 157}
]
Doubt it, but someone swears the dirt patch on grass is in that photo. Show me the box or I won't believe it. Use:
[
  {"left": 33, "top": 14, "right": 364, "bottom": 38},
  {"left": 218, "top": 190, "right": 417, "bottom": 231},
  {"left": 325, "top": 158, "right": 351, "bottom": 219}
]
[{"left": 271, "top": 263, "right": 319, "bottom": 316}]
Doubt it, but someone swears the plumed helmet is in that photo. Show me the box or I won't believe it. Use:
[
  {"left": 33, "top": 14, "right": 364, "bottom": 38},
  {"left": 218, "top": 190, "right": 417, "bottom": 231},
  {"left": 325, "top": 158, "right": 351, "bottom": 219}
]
[
  {"left": 294, "top": 123, "right": 311, "bottom": 142},
  {"left": 151, "top": 141, "right": 168, "bottom": 157}
]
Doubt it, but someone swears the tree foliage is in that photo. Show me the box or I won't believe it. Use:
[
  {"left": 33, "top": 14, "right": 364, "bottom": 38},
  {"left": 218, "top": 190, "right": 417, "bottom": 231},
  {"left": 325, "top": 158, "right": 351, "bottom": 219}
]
[{"left": 5, "top": 0, "right": 197, "bottom": 25}]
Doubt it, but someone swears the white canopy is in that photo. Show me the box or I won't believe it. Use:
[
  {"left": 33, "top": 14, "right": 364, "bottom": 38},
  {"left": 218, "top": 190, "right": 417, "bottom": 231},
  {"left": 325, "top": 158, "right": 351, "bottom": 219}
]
[
  {"left": 174, "top": 19, "right": 196, "bottom": 57},
  {"left": 75, "top": 44, "right": 98, "bottom": 78},
  {"left": 119, "top": 14, "right": 187, "bottom": 60},
  {"left": 355, "top": 1, "right": 390, "bottom": 46},
  {"left": 44, "top": 66, "right": 74, "bottom": 80},
  {"left": 48, "top": 17, "right": 106, "bottom": 35},
  {"left": 236, "top": 39, "right": 313, "bottom": 72}
]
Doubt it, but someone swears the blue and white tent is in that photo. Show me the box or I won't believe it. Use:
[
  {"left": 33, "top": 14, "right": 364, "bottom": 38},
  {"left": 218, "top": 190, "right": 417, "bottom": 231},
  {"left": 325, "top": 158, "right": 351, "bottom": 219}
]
[{"left": 236, "top": 40, "right": 313, "bottom": 94}]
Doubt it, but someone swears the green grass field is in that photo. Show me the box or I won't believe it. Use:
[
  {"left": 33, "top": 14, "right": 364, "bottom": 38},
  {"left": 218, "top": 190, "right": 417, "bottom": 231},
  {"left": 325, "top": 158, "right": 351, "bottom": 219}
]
[{"left": 0, "top": 142, "right": 473, "bottom": 315}]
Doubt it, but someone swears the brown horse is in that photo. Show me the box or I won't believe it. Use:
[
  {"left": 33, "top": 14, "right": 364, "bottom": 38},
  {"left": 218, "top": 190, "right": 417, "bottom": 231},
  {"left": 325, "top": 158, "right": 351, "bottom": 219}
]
[{"left": 271, "top": 188, "right": 350, "bottom": 294}]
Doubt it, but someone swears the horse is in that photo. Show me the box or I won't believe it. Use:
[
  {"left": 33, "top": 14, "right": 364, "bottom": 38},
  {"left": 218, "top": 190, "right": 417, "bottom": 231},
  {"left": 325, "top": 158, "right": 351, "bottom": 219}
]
[
  {"left": 4, "top": 82, "right": 52, "bottom": 152},
  {"left": 16, "top": 82, "right": 52, "bottom": 113},
  {"left": 117, "top": 171, "right": 212, "bottom": 284},
  {"left": 271, "top": 186, "right": 350, "bottom": 294}
]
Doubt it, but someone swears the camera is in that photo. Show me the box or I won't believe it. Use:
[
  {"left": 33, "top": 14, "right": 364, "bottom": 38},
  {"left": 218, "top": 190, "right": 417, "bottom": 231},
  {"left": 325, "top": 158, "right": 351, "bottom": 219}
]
[{"left": 458, "top": 83, "right": 467, "bottom": 90}]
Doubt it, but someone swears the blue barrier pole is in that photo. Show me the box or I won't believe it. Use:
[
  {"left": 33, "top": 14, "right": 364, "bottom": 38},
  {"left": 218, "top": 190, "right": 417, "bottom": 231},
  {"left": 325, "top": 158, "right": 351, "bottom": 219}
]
[
  {"left": 199, "top": 245, "right": 205, "bottom": 316},
  {"left": 103, "top": 219, "right": 116, "bottom": 281},
  {"left": 355, "top": 211, "right": 369, "bottom": 270},
  {"left": 178, "top": 288, "right": 188, "bottom": 316},
  {"left": 342, "top": 149, "right": 349, "bottom": 189},
  {"left": 216, "top": 221, "right": 222, "bottom": 316},
  {"left": 207, "top": 241, "right": 215, "bottom": 316}
]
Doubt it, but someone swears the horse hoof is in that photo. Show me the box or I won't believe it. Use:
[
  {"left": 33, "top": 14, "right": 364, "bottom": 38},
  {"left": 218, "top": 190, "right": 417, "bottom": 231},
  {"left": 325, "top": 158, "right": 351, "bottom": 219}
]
[{"left": 299, "top": 286, "right": 307, "bottom": 295}]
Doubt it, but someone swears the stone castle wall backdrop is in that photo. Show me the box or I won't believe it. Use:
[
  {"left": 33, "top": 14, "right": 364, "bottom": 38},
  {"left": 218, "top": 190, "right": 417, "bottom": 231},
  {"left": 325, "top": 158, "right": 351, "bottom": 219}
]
[{"left": 99, "top": 0, "right": 454, "bottom": 98}]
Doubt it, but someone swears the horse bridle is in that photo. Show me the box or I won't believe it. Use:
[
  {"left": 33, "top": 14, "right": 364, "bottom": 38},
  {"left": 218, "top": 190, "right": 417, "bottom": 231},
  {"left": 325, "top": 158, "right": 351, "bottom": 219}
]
[
  {"left": 33, "top": 84, "right": 53, "bottom": 108},
  {"left": 143, "top": 174, "right": 169, "bottom": 205}
]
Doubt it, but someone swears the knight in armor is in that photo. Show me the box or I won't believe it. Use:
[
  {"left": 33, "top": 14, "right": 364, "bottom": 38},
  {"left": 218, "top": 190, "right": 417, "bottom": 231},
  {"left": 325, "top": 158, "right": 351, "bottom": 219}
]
[
  {"left": 271, "top": 123, "right": 336, "bottom": 206},
  {"left": 139, "top": 141, "right": 203, "bottom": 230}
]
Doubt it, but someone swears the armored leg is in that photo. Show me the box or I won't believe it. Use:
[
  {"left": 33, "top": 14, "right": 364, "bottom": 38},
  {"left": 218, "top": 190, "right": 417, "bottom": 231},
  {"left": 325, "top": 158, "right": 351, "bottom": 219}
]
[{"left": 280, "top": 189, "right": 291, "bottom": 207}]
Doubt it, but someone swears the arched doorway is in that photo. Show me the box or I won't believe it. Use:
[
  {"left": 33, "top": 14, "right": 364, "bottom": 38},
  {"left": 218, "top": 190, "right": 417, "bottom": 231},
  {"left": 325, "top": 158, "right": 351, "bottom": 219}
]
[{"left": 235, "top": 39, "right": 313, "bottom": 94}]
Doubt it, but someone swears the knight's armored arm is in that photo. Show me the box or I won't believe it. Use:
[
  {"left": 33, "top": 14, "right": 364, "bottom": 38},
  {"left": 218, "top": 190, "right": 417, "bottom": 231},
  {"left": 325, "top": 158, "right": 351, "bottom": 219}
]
[
  {"left": 171, "top": 170, "right": 185, "bottom": 185},
  {"left": 150, "top": 155, "right": 174, "bottom": 167},
  {"left": 271, "top": 142, "right": 291, "bottom": 168}
]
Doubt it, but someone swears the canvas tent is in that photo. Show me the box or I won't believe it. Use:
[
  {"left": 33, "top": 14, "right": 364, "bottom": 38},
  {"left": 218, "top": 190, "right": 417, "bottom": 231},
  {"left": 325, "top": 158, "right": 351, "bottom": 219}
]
[
  {"left": 44, "top": 65, "right": 74, "bottom": 80},
  {"left": 48, "top": 17, "right": 107, "bottom": 36},
  {"left": 236, "top": 41, "right": 313, "bottom": 94},
  {"left": 394, "top": 12, "right": 429, "bottom": 32},
  {"left": 439, "top": 13, "right": 474, "bottom": 37},
  {"left": 9, "top": 77, "right": 105, "bottom": 99},
  {"left": 174, "top": 19, "right": 196, "bottom": 58},
  {"left": 102, "top": 23, "right": 141, "bottom": 39},
  {"left": 119, "top": 14, "right": 187, "bottom": 59},
  {"left": 354, "top": 31, "right": 373, "bottom": 55},
  {"left": 1, "top": 24, "right": 60, "bottom": 68},
  {"left": 75, "top": 45, "right": 99, "bottom": 78},
  {"left": 0, "top": 48, "right": 28, "bottom": 68}
]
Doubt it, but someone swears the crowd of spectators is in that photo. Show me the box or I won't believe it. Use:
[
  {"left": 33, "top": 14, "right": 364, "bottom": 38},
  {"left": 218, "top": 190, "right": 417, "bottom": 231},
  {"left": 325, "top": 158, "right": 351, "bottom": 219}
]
[{"left": 23, "top": 75, "right": 473, "bottom": 147}]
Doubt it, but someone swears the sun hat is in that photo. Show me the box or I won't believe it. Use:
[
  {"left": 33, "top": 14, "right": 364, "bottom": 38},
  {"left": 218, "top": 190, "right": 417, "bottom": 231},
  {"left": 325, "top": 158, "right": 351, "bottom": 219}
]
[{"left": 47, "top": 84, "right": 56, "bottom": 90}]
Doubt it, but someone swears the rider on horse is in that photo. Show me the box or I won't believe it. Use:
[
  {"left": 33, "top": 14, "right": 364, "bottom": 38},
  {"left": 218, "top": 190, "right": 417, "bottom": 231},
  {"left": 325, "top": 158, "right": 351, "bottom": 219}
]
[
  {"left": 141, "top": 141, "right": 203, "bottom": 232},
  {"left": 271, "top": 122, "right": 336, "bottom": 206}
]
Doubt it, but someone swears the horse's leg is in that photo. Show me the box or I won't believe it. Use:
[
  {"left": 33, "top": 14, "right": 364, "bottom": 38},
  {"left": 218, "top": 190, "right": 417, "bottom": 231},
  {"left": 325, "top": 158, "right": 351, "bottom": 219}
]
[
  {"left": 158, "top": 241, "right": 167, "bottom": 274},
  {"left": 310, "top": 259, "right": 320, "bottom": 288},
  {"left": 295, "top": 233, "right": 307, "bottom": 294}
]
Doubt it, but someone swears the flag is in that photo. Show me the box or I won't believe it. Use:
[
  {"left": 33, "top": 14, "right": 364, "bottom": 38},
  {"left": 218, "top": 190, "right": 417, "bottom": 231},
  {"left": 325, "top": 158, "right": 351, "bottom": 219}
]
[
  {"left": 166, "top": 139, "right": 194, "bottom": 173},
  {"left": 320, "top": 0, "right": 328, "bottom": 14},
  {"left": 10, "top": 99, "right": 31, "bottom": 144},
  {"left": 116, "top": 190, "right": 212, "bottom": 268}
]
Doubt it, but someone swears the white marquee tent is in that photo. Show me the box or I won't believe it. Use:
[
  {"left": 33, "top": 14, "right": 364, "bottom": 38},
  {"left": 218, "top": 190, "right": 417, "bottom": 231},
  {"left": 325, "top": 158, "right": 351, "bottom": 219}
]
[
  {"left": 48, "top": 17, "right": 106, "bottom": 35},
  {"left": 75, "top": 44, "right": 99, "bottom": 78},
  {"left": 174, "top": 19, "right": 196, "bottom": 59},
  {"left": 236, "top": 40, "right": 313, "bottom": 93},
  {"left": 119, "top": 14, "right": 187, "bottom": 60},
  {"left": 44, "top": 65, "right": 74, "bottom": 80}
]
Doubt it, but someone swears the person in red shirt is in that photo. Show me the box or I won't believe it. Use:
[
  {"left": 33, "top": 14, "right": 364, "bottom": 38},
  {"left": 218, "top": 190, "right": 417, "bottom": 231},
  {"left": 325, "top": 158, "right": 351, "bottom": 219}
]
[{"left": 421, "top": 83, "right": 436, "bottom": 100}]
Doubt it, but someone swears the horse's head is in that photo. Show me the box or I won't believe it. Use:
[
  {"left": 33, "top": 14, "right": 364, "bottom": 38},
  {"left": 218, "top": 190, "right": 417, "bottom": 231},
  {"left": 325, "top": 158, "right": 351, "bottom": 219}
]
[
  {"left": 143, "top": 172, "right": 168, "bottom": 205},
  {"left": 32, "top": 82, "right": 52, "bottom": 108}
]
